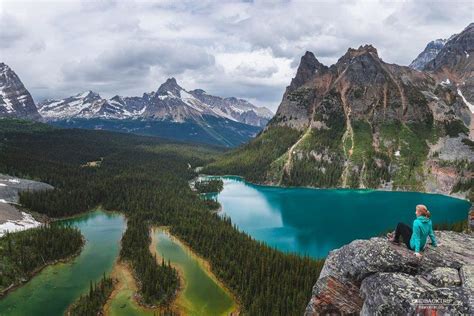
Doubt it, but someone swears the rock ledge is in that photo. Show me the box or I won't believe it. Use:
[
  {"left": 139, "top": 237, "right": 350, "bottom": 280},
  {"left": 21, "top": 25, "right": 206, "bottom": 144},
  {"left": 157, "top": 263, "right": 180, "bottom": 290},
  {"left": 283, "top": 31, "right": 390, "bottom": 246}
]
[{"left": 305, "top": 231, "right": 473, "bottom": 315}]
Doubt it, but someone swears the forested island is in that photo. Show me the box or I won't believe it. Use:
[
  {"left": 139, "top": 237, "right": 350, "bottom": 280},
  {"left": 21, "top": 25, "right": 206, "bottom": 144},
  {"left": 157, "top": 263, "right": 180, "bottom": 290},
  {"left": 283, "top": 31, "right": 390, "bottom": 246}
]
[
  {"left": 0, "top": 225, "right": 83, "bottom": 296},
  {"left": 193, "top": 179, "right": 224, "bottom": 193},
  {"left": 68, "top": 275, "right": 114, "bottom": 316},
  {"left": 0, "top": 119, "right": 324, "bottom": 315}
]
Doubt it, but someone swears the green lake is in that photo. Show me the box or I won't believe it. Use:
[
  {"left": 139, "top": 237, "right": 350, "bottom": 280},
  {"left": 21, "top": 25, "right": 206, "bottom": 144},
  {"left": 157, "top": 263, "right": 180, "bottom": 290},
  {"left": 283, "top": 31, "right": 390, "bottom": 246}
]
[
  {"left": 205, "top": 176, "right": 472, "bottom": 258},
  {"left": 153, "top": 228, "right": 236, "bottom": 316},
  {"left": 0, "top": 210, "right": 125, "bottom": 315}
]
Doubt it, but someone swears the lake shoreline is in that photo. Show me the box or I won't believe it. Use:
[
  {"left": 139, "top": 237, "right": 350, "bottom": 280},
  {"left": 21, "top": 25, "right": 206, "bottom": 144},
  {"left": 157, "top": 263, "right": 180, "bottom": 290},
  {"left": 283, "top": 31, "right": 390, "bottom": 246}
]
[
  {"left": 0, "top": 237, "right": 85, "bottom": 299},
  {"left": 149, "top": 227, "right": 184, "bottom": 314},
  {"left": 197, "top": 174, "right": 472, "bottom": 203},
  {"left": 0, "top": 210, "right": 126, "bottom": 315},
  {"left": 150, "top": 226, "right": 240, "bottom": 316},
  {"left": 103, "top": 259, "right": 166, "bottom": 315},
  {"left": 196, "top": 174, "right": 470, "bottom": 259},
  {"left": 49, "top": 206, "right": 122, "bottom": 223}
]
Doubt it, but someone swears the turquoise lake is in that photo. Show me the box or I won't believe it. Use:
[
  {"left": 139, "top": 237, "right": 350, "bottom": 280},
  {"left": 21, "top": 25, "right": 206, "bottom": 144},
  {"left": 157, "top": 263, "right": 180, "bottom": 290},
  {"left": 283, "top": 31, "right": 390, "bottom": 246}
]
[
  {"left": 0, "top": 211, "right": 125, "bottom": 315},
  {"left": 206, "top": 177, "right": 471, "bottom": 258}
]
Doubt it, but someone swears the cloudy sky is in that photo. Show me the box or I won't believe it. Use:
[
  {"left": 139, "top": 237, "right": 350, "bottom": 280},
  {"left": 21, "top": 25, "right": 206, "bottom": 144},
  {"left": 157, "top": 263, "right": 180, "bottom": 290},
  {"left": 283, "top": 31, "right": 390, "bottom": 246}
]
[{"left": 1, "top": 0, "right": 472, "bottom": 111}]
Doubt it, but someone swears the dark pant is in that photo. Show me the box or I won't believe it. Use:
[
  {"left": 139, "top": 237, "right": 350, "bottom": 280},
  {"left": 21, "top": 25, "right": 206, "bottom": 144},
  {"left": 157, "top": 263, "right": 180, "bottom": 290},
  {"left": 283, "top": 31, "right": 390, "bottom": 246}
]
[{"left": 394, "top": 222, "right": 412, "bottom": 249}]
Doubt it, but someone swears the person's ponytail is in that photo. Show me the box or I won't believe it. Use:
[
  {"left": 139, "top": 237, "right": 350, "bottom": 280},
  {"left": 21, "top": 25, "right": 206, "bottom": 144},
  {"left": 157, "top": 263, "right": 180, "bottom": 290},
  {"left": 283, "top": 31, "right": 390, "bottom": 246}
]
[{"left": 416, "top": 204, "right": 431, "bottom": 218}]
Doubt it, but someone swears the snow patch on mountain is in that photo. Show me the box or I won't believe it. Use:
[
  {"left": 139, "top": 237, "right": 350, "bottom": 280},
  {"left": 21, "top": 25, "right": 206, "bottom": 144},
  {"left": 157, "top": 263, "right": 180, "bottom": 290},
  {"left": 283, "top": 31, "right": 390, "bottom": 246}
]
[
  {"left": 38, "top": 78, "right": 273, "bottom": 127},
  {"left": 457, "top": 88, "right": 474, "bottom": 113}
]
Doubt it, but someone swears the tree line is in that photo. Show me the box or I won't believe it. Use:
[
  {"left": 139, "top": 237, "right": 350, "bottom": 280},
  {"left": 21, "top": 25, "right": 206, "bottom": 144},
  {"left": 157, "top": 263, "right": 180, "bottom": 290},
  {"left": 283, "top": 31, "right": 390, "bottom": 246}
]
[
  {"left": 0, "top": 225, "right": 83, "bottom": 292},
  {"left": 68, "top": 274, "right": 114, "bottom": 316},
  {"left": 194, "top": 179, "right": 224, "bottom": 193}
]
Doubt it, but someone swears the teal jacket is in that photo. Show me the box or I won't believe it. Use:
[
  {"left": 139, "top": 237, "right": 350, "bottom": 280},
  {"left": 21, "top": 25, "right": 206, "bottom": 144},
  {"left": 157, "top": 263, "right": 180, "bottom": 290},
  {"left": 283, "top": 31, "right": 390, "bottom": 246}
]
[{"left": 410, "top": 216, "right": 437, "bottom": 252}]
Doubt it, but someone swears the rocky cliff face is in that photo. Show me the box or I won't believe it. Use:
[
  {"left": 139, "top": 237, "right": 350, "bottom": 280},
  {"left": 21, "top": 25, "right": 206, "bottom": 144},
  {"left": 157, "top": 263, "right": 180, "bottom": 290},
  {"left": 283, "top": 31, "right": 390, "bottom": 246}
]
[
  {"left": 305, "top": 231, "right": 474, "bottom": 315},
  {"left": 0, "top": 63, "right": 40, "bottom": 120},
  {"left": 409, "top": 39, "right": 447, "bottom": 71},
  {"left": 269, "top": 43, "right": 472, "bottom": 193},
  {"left": 228, "top": 23, "right": 473, "bottom": 199},
  {"left": 425, "top": 23, "right": 474, "bottom": 106}
]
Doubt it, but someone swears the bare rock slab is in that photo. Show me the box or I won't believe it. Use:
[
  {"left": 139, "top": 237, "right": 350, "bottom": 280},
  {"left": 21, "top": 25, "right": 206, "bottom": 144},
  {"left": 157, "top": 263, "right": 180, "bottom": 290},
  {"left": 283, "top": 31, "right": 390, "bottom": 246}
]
[{"left": 305, "top": 231, "right": 474, "bottom": 315}]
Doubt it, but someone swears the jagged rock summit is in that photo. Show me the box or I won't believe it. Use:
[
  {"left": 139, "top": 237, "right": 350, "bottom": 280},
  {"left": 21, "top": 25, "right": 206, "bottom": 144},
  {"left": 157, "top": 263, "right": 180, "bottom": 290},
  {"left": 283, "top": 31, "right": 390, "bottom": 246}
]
[
  {"left": 0, "top": 63, "right": 40, "bottom": 120},
  {"left": 305, "top": 231, "right": 474, "bottom": 315}
]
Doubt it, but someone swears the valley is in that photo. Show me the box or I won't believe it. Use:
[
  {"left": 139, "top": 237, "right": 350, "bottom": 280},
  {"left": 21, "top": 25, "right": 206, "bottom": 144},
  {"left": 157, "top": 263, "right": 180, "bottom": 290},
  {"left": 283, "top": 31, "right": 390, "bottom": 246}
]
[
  {"left": 0, "top": 15, "right": 472, "bottom": 315},
  {"left": 0, "top": 120, "right": 323, "bottom": 315}
]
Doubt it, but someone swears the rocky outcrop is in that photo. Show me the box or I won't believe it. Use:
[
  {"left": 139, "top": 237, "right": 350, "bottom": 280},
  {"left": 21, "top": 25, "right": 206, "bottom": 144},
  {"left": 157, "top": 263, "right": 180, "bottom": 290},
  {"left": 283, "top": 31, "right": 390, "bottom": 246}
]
[{"left": 305, "top": 231, "right": 474, "bottom": 315}]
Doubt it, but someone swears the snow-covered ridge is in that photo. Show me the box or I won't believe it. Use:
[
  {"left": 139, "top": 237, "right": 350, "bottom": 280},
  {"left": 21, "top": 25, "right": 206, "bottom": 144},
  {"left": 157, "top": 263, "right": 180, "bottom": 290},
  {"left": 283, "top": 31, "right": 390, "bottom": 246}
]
[
  {"left": 0, "top": 62, "right": 41, "bottom": 120},
  {"left": 38, "top": 78, "right": 273, "bottom": 127}
]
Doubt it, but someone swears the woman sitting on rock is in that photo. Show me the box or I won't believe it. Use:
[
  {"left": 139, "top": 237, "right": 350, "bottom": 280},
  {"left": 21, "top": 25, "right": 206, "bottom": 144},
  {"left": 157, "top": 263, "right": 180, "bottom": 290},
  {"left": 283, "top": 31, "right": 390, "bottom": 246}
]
[{"left": 387, "top": 204, "right": 437, "bottom": 258}]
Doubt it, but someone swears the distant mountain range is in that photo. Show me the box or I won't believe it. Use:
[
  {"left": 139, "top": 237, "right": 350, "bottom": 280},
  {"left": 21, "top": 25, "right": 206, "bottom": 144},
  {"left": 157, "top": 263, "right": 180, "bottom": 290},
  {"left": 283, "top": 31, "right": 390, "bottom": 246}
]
[
  {"left": 205, "top": 23, "right": 473, "bottom": 200},
  {"left": 37, "top": 78, "right": 272, "bottom": 127},
  {"left": 0, "top": 65, "right": 272, "bottom": 147}
]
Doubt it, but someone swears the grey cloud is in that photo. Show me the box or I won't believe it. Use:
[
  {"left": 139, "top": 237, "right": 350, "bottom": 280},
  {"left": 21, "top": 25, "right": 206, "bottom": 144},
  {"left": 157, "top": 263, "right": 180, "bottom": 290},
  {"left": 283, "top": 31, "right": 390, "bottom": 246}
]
[
  {"left": 62, "top": 41, "right": 215, "bottom": 91},
  {"left": 80, "top": 0, "right": 118, "bottom": 12},
  {"left": 2, "top": 0, "right": 473, "bottom": 109},
  {"left": 0, "top": 14, "right": 25, "bottom": 48},
  {"left": 204, "top": 80, "right": 284, "bottom": 107},
  {"left": 28, "top": 41, "right": 46, "bottom": 53},
  {"left": 235, "top": 62, "right": 278, "bottom": 78}
]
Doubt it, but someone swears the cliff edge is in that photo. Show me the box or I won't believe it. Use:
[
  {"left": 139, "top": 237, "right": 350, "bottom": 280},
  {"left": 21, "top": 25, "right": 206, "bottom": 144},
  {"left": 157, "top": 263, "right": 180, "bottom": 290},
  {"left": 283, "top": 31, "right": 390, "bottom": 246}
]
[{"left": 305, "top": 230, "right": 473, "bottom": 315}]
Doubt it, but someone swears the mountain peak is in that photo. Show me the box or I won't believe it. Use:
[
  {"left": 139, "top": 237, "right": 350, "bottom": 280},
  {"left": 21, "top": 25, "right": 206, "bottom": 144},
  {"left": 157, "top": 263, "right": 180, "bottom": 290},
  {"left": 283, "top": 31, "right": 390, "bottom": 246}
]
[
  {"left": 0, "top": 63, "right": 40, "bottom": 120},
  {"left": 301, "top": 51, "right": 316, "bottom": 62},
  {"left": 165, "top": 77, "right": 178, "bottom": 85},
  {"left": 409, "top": 39, "right": 446, "bottom": 70},
  {"left": 423, "top": 22, "right": 473, "bottom": 72},
  {"left": 157, "top": 77, "right": 183, "bottom": 96},
  {"left": 0, "top": 62, "right": 14, "bottom": 77},
  {"left": 110, "top": 95, "right": 123, "bottom": 102},
  {"left": 289, "top": 51, "right": 327, "bottom": 91},
  {"left": 335, "top": 44, "right": 381, "bottom": 69},
  {"left": 75, "top": 90, "right": 101, "bottom": 100},
  {"left": 345, "top": 44, "right": 379, "bottom": 59}
]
